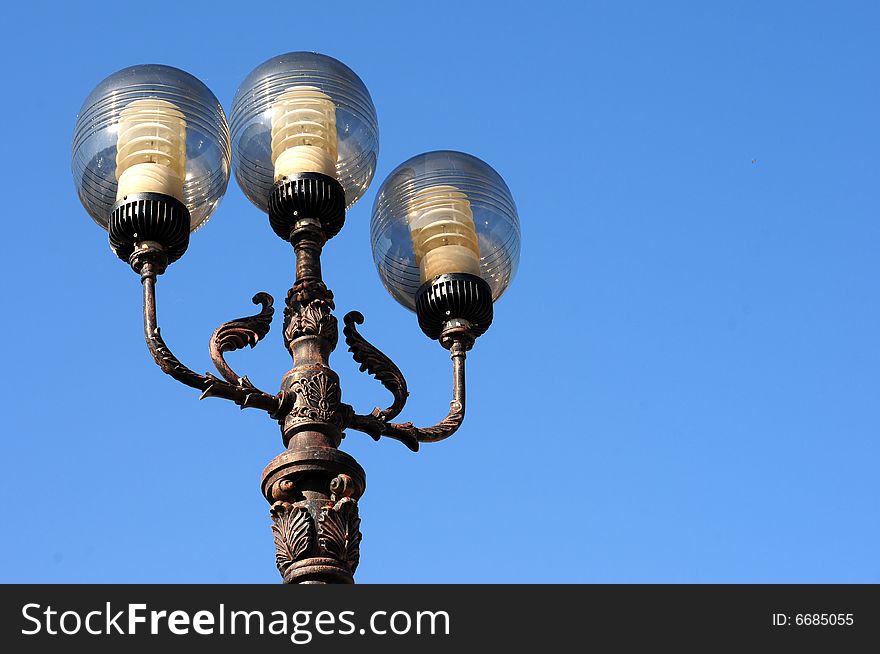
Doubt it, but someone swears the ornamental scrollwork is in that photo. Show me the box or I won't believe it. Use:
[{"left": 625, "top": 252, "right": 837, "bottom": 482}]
[
  {"left": 142, "top": 284, "right": 281, "bottom": 416},
  {"left": 209, "top": 292, "right": 275, "bottom": 387},
  {"left": 284, "top": 281, "right": 337, "bottom": 346},
  {"left": 289, "top": 370, "right": 342, "bottom": 422},
  {"left": 346, "top": 336, "right": 468, "bottom": 449},
  {"left": 270, "top": 501, "right": 313, "bottom": 577},
  {"left": 268, "top": 480, "right": 362, "bottom": 578},
  {"left": 147, "top": 325, "right": 207, "bottom": 389},
  {"left": 342, "top": 311, "right": 408, "bottom": 421},
  {"left": 318, "top": 498, "right": 362, "bottom": 573}
]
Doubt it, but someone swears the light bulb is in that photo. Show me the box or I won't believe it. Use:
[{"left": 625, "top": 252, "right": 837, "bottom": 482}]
[
  {"left": 115, "top": 98, "right": 187, "bottom": 202},
  {"left": 371, "top": 151, "right": 519, "bottom": 312},
  {"left": 270, "top": 85, "right": 338, "bottom": 180},
  {"left": 230, "top": 52, "right": 377, "bottom": 211},
  {"left": 408, "top": 185, "right": 482, "bottom": 283}
]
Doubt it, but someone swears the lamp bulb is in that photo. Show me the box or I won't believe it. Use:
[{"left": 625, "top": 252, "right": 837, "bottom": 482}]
[
  {"left": 115, "top": 98, "right": 187, "bottom": 202},
  {"left": 408, "top": 185, "right": 482, "bottom": 282},
  {"left": 271, "top": 86, "right": 338, "bottom": 180}
]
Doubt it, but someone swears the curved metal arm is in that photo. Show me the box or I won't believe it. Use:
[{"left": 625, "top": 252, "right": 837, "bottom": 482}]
[
  {"left": 347, "top": 339, "right": 469, "bottom": 451},
  {"left": 139, "top": 260, "right": 282, "bottom": 417},
  {"left": 342, "top": 311, "right": 408, "bottom": 421},
  {"left": 210, "top": 293, "right": 274, "bottom": 387}
]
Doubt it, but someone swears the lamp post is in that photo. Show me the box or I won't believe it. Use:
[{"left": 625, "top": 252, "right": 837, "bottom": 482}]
[{"left": 71, "top": 53, "right": 521, "bottom": 584}]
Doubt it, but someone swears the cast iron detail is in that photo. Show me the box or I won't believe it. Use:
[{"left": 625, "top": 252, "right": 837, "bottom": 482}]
[
  {"left": 330, "top": 474, "right": 359, "bottom": 502},
  {"left": 342, "top": 311, "right": 408, "bottom": 422},
  {"left": 286, "top": 279, "right": 334, "bottom": 306},
  {"left": 268, "top": 173, "right": 346, "bottom": 241},
  {"left": 269, "top": 497, "right": 362, "bottom": 581},
  {"left": 267, "top": 472, "right": 364, "bottom": 582},
  {"left": 270, "top": 502, "right": 313, "bottom": 577},
  {"left": 283, "top": 280, "right": 336, "bottom": 344},
  {"left": 137, "top": 252, "right": 282, "bottom": 417},
  {"left": 110, "top": 193, "right": 190, "bottom": 264},
  {"left": 261, "top": 452, "right": 366, "bottom": 508},
  {"left": 349, "top": 401, "right": 464, "bottom": 446},
  {"left": 289, "top": 370, "right": 343, "bottom": 422},
  {"left": 346, "top": 338, "right": 471, "bottom": 448},
  {"left": 318, "top": 498, "right": 362, "bottom": 573},
  {"left": 285, "top": 296, "right": 337, "bottom": 346},
  {"left": 270, "top": 479, "right": 299, "bottom": 504},
  {"left": 415, "top": 273, "right": 494, "bottom": 340},
  {"left": 210, "top": 293, "right": 275, "bottom": 386}
]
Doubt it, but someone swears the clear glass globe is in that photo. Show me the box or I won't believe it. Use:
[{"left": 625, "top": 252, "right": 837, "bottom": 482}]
[
  {"left": 371, "top": 151, "right": 521, "bottom": 311},
  {"left": 230, "top": 52, "right": 379, "bottom": 211},
  {"left": 71, "top": 64, "right": 231, "bottom": 231}
]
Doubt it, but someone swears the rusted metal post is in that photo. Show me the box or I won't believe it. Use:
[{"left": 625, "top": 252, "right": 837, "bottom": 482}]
[{"left": 262, "top": 218, "right": 364, "bottom": 584}]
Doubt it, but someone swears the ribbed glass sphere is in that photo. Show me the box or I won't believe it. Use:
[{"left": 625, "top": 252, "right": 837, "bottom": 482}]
[
  {"left": 71, "top": 64, "right": 231, "bottom": 231},
  {"left": 371, "top": 151, "right": 520, "bottom": 311},
  {"left": 230, "top": 52, "right": 378, "bottom": 211}
]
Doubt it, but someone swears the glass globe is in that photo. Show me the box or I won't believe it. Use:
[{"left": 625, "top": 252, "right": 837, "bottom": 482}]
[
  {"left": 230, "top": 52, "right": 378, "bottom": 212},
  {"left": 71, "top": 64, "right": 231, "bottom": 231},
  {"left": 371, "top": 151, "right": 521, "bottom": 311}
]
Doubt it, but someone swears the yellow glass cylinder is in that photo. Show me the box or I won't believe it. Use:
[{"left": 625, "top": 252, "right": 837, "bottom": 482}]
[
  {"left": 270, "top": 85, "right": 338, "bottom": 180},
  {"left": 408, "top": 185, "right": 482, "bottom": 282},
  {"left": 115, "top": 98, "right": 187, "bottom": 201}
]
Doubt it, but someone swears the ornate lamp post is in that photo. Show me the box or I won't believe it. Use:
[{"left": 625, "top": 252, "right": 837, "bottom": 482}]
[{"left": 71, "top": 53, "right": 521, "bottom": 584}]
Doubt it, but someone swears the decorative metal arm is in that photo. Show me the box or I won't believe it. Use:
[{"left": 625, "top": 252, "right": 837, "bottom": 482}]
[
  {"left": 342, "top": 311, "right": 408, "bottom": 421},
  {"left": 138, "top": 255, "right": 283, "bottom": 417},
  {"left": 209, "top": 292, "right": 275, "bottom": 387},
  {"left": 347, "top": 336, "right": 469, "bottom": 450}
]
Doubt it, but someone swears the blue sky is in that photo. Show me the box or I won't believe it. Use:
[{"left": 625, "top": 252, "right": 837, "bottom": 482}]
[{"left": 0, "top": 0, "right": 877, "bottom": 582}]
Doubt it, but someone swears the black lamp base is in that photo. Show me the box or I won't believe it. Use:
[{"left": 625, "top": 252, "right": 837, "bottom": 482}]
[
  {"left": 109, "top": 193, "right": 190, "bottom": 265},
  {"left": 415, "top": 273, "right": 494, "bottom": 341},
  {"left": 268, "top": 173, "right": 346, "bottom": 241}
]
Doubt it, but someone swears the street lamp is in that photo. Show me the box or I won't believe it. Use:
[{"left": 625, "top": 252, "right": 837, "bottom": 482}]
[{"left": 71, "top": 53, "right": 521, "bottom": 584}]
